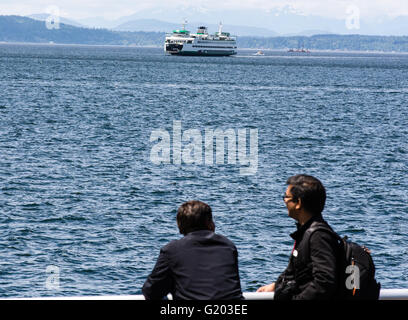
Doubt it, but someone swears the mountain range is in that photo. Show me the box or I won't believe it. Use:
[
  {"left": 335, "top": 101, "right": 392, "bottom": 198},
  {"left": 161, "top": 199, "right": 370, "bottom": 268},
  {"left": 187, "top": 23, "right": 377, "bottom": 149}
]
[
  {"left": 2, "top": 15, "right": 408, "bottom": 52},
  {"left": 28, "top": 15, "right": 280, "bottom": 37},
  {"left": 26, "top": 7, "right": 408, "bottom": 37}
]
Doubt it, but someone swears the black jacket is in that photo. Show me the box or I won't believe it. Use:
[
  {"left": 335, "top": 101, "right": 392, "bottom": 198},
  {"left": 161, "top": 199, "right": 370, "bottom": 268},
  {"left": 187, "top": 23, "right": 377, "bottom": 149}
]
[
  {"left": 142, "top": 230, "right": 243, "bottom": 300},
  {"left": 275, "top": 214, "right": 341, "bottom": 300}
]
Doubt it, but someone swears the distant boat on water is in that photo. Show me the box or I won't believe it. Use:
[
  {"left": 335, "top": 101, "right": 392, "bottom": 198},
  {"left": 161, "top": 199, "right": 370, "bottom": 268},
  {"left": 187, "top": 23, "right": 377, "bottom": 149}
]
[
  {"left": 253, "top": 50, "right": 264, "bottom": 56},
  {"left": 288, "top": 48, "right": 310, "bottom": 53},
  {"left": 288, "top": 40, "right": 310, "bottom": 53}
]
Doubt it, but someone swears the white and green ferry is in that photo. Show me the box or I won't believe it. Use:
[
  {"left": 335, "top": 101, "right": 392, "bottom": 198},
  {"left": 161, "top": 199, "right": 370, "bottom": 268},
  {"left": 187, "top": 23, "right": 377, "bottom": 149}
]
[{"left": 164, "top": 22, "right": 237, "bottom": 56}]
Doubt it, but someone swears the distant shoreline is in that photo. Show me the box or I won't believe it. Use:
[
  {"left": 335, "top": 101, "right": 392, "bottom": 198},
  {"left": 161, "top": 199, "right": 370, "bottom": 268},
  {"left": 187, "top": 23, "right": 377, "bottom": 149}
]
[
  {"left": 241, "top": 47, "right": 408, "bottom": 54},
  {"left": 2, "top": 16, "right": 408, "bottom": 53},
  {"left": 0, "top": 41, "right": 161, "bottom": 48},
  {"left": 1, "top": 41, "right": 408, "bottom": 54}
]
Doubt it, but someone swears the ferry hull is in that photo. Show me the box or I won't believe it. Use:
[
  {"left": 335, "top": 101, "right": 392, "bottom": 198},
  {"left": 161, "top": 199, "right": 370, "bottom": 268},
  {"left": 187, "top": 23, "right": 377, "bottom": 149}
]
[
  {"left": 169, "top": 50, "right": 237, "bottom": 56},
  {"left": 165, "top": 44, "right": 236, "bottom": 56}
]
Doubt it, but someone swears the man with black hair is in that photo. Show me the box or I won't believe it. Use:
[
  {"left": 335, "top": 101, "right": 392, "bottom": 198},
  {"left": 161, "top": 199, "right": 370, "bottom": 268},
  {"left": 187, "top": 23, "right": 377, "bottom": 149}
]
[
  {"left": 142, "top": 200, "right": 243, "bottom": 300},
  {"left": 257, "top": 174, "right": 341, "bottom": 300}
]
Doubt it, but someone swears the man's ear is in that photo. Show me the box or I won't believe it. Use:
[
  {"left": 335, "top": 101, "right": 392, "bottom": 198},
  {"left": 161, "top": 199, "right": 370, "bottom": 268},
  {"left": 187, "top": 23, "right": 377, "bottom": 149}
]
[
  {"left": 295, "top": 198, "right": 302, "bottom": 211},
  {"left": 208, "top": 220, "right": 215, "bottom": 232}
]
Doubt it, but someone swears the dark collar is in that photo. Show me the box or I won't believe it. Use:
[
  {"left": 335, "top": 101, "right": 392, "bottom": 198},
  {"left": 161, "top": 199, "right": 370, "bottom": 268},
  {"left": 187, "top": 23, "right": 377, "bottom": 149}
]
[
  {"left": 290, "top": 214, "right": 324, "bottom": 242},
  {"left": 185, "top": 230, "right": 214, "bottom": 238}
]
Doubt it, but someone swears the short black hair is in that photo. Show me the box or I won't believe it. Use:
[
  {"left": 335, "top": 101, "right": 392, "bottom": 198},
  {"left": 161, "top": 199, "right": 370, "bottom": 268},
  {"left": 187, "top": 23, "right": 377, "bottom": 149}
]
[
  {"left": 287, "top": 174, "right": 326, "bottom": 215},
  {"left": 177, "top": 200, "right": 214, "bottom": 235}
]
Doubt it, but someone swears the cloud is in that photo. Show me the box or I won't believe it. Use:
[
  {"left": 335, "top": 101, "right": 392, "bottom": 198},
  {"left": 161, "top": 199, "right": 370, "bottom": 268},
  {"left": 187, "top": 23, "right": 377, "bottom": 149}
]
[
  {"left": 0, "top": 0, "right": 407, "bottom": 20},
  {"left": 244, "top": 0, "right": 408, "bottom": 19}
]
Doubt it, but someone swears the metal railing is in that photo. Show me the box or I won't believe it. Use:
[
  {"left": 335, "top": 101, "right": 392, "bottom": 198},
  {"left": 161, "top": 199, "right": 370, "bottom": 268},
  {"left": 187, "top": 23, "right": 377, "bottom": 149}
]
[{"left": 5, "top": 289, "right": 408, "bottom": 300}]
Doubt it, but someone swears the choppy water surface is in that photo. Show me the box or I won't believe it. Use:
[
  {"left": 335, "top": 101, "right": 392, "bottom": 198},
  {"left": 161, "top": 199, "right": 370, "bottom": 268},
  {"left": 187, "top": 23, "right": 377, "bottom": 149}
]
[{"left": 0, "top": 44, "right": 407, "bottom": 297}]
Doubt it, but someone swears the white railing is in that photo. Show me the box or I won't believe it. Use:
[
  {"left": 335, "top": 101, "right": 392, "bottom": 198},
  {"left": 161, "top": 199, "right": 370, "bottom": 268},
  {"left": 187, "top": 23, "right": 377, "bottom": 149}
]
[{"left": 4, "top": 289, "right": 408, "bottom": 300}]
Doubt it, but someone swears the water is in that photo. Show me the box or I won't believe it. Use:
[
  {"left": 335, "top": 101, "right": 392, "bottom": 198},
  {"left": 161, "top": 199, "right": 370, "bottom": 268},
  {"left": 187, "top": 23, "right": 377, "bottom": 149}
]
[{"left": 0, "top": 44, "right": 407, "bottom": 297}]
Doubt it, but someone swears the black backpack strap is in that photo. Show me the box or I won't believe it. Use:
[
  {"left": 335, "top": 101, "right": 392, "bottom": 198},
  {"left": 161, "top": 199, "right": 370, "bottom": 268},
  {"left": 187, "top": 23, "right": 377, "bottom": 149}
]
[
  {"left": 303, "top": 221, "right": 343, "bottom": 259},
  {"left": 305, "top": 221, "right": 341, "bottom": 241}
]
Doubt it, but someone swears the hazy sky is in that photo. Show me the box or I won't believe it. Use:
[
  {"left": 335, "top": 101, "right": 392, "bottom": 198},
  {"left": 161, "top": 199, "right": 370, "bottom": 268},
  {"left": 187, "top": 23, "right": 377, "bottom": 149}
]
[{"left": 1, "top": 0, "right": 407, "bottom": 20}]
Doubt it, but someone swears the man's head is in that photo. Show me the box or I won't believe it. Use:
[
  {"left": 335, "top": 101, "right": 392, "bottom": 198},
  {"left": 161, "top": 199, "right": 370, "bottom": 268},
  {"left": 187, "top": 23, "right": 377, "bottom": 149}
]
[
  {"left": 283, "top": 174, "right": 326, "bottom": 222},
  {"left": 177, "top": 200, "right": 215, "bottom": 235}
]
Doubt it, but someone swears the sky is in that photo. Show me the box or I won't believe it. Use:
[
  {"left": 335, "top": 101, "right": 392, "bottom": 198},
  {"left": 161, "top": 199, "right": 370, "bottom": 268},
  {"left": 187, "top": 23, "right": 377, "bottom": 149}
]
[{"left": 1, "top": 0, "right": 407, "bottom": 20}]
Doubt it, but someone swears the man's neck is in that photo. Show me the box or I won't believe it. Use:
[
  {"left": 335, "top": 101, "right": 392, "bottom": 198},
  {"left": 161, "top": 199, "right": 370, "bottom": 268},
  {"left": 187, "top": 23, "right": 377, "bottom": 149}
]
[{"left": 298, "top": 211, "right": 314, "bottom": 226}]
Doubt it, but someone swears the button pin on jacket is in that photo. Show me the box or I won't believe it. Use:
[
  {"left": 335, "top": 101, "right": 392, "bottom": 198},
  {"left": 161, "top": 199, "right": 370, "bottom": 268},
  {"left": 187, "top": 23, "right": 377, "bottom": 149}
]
[{"left": 293, "top": 249, "right": 298, "bottom": 257}]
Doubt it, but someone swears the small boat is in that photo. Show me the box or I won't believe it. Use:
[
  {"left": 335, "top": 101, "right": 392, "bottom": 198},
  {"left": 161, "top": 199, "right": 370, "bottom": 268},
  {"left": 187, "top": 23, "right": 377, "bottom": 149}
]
[
  {"left": 288, "top": 48, "right": 310, "bottom": 53},
  {"left": 254, "top": 50, "right": 264, "bottom": 56}
]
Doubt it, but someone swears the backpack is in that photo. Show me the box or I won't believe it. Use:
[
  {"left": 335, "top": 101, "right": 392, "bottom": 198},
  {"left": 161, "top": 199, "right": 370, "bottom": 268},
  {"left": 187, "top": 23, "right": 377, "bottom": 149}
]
[{"left": 306, "top": 222, "right": 381, "bottom": 300}]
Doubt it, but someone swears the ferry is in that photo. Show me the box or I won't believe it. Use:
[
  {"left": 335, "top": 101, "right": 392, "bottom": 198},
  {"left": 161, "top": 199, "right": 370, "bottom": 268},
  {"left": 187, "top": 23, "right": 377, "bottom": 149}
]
[{"left": 164, "top": 21, "right": 237, "bottom": 56}]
